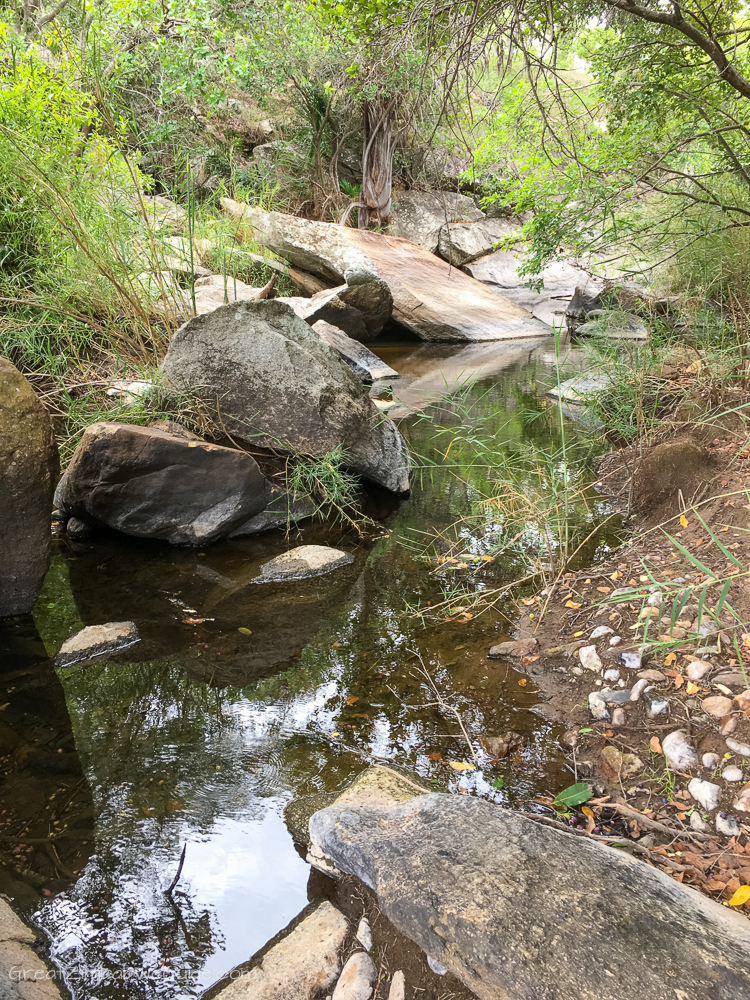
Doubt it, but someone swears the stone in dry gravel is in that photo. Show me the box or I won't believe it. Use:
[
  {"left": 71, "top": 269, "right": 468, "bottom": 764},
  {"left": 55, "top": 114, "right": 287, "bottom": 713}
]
[
  {"left": 702, "top": 695, "right": 734, "bottom": 718},
  {"left": 688, "top": 778, "right": 721, "bottom": 811},
  {"left": 662, "top": 730, "right": 697, "bottom": 771},
  {"left": 686, "top": 659, "right": 712, "bottom": 681},
  {"left": 578, "top": 645, "right": 602, "bottom": 672},
  {"left": 330, "top": 952, "right": 377, "bottom": 1000}
]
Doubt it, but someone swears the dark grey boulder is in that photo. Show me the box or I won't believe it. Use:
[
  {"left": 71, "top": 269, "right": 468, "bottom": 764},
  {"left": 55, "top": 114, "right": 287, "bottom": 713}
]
[
  {"left": 309, "top": 793, "right": 750, "bottom": 1000},
  {"left": 229, "top": 486, "right": 316, "bottom": 537},
  {"left": 312, "top": 321, "right": 399, "bottom": 383},
  {"left": 0, "top": 358, "right": 58, "bottom": 617},
  {"left": 161, "top": 300, "right": 410, "bottom": 494},
  {"left": 55, "top": 422, "right": 271, "bottom": 546}
]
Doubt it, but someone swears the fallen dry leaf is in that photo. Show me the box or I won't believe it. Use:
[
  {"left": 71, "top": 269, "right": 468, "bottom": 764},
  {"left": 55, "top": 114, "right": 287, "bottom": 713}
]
[
  {"left": 650, "top": 736, "right": 664, "bottom": 755},
  {"left": 664, "top": 652, "right": 677, "bottom": 667},
  {"left": 346, "top": 696, "right": 359, "bottom": 705},
  {"left": 518, "top": 678, "right": 528, "bottom": 687},
  {"left": 521, "top": 597, "right": 537, "bottom": 606},
  {"left": 597, "top": 586, "right": 611, "bottom": 594},
  {"left": 729, "top": 885, "right": 750, "bottom": 907},
  {"left": 680, "top": 514, "right": 689, "bottom": 528},
  {"left": 686, "top": 680, "right": 699, "bottom": 695},
  {"left": 428, "top": 752, "right": 442, "bottom": 761},
  {"left": 674, "top": 673, "right": 684, "bottom": 689}
]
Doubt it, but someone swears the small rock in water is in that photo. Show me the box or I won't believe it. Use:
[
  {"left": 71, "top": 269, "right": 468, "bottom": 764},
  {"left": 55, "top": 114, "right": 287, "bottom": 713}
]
[
  {"left": 588, "top": 692, "right": 609, "bottom": 720},
  {"left": 638, "top": 668, "right": 665, "bottom": 681},
  {"left": 579, "top": 645, "right": 603, "bottom": 672},
  {"left": 686, "top": 659, "right": 712, "bottom": 681},
  {"left": 603, "top": 668, "right": 620, "bottom": 683},
  {"left": 254, "top": 544, "right": 354, "bottom": 583},
  {"left": 426, "top": 956, "right": 448, "bottom": 976},
  {"left": 662, "top": 730, "right": 698, "bottom": 771},
  {"left": 589, "top": 625, "right": 614, "bottom": 640},
  {"left": 701, "top": 695, "right": 734, "bottom": 719},
  {"left": 644, "top": 690, "right": 670, "bottom": 718},
  {"left": 702, "top": 753, "right": 720, "bottom": 769},
  {"left": 716, "top": 813, "right": 742, "bottom": 838},
  {"left": 387, "top": 971, "right": 405, "bottom": 1000},
  {"left": 629, "top": 678, "right": 649, "bottom": 703},
  {"left": 723, "top": 766, "right": 744, "bottom": 782},
  {"left": 609, "top": 635, "right": 622, "bottom": 646},
  {"left": 690, "top": 811, "right": 710, "bottom": 833},
  {"left": 688, "top": 778, "right": 721, "bottom": 811},
  {"left": 332, "top": 952, "right": 378, "bottom": 1000},
  {"left": 56, "top": 621, "right": 139, "bottom": 667},
  {"left": 611, "top": 708, "right": 626, "bottom": 727},
  {"left": 356, "top": 917, "right": 373, "bottom": 952},
  {"left": 488, "top": 637, "right": 538, "bottom": 659},
  {"left": 726, "top": 738, "right": 750, "bottom": 757}
]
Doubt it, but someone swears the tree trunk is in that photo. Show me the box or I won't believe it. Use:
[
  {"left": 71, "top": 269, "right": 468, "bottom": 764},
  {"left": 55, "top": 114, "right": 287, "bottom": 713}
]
[{"left": 359, "top": 97, "right": 394, "bottom": 229}]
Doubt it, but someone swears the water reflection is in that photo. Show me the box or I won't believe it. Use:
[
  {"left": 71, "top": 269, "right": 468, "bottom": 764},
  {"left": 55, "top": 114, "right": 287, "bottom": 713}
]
[{"left": 3, "top": 339, "right": 620, "bottom": 998}]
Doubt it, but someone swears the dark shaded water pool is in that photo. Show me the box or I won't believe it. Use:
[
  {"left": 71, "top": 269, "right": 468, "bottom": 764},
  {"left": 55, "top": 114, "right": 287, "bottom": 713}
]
[{"left": 0, "top": 334, "right": 619, "bottom": 998}]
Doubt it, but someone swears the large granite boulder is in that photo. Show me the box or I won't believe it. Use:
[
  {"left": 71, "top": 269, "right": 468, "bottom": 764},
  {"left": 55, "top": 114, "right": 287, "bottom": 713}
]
[
  {"left": 436, "top": 219, "right": 519, "bottom": 267},
  {"left": 278, "top": 269, "right": 393, "bottom": 341},
  {"left": 55, "top": 422, "right": 271, "bottom": 545},
  {"left": 389, "top": 191, "right": 484, "bottom": 252},
  {"left": 311, "top": 321, "right": 398, "bottom": 383},
  {"left": 0, "top": 358, "right": 58, "bottom": 617},
  {"left": 309, "top": 794, "right": 750, "bottom": 1000},
  {"left": 220, "top": 201, "right": 550, "bottom": 342},
  {"left": 161, "top": 300, "right": 410, "bottom": 493}
]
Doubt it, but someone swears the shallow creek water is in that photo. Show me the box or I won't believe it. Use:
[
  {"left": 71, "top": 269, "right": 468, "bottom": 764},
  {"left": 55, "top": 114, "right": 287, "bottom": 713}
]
[{"left": 0, "top": 333, "right": 619, "bottom": 999}]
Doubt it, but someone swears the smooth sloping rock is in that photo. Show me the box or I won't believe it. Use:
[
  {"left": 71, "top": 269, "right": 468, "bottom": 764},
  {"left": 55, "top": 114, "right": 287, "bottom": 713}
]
[
  {"left": 192, "top": 273, "right": 267, "bottom": 313},
  {"left": 389, "top": 190, "right": 484, "bottom": 252},
  {"left": 55, "top": 422, "right": 271, "bottom": 545},
  {"left": 214, "top": 901, "right": 348, "bottom": 1000},
  {"left": 229, "top": 487, "right": 316, "bottom": 537},
  {"left": 0, "top": 899, "right": 63, "bottom": 1000},
  {"left": 547, "top": 372, "right": 609, "bottom": 404},
  {"left": 254, "top": 545, "right": 354, "bottom": 583},
  {"left": 312, "top": 321, "right": 399, "bottom": 383},
  {"left": 465, "top": 253, "right": 603, "bottom": 328},
  {"left": 331, "top": 952, "right": 377, "bottom": 1000},
  {"left": 437, "top": 219, "right": 518, "bottom": 267},
  {"left": 309, "top": 794, "right": 750, "bottom": 1000},
  {"left": 0, "top": 359, "right": 58, "bottom": 617},
  {"left": 56, "top": 621, "right": 139, "bottom": 667},
  {"left": 161, "top": 299, "right": 410, "bottom": 493},
  {"left": 221, "top": 202, "right": 550, "bottom": 342}
]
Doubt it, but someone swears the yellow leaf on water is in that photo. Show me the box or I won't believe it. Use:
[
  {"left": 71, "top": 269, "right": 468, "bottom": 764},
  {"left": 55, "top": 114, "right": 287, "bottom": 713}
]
[
  {"left": 448, "top": 761, "right": 475, "bottom": 771},
  {"left": 729, "top": 885, "right": 750, "bottom": 907},
  {"left": 565, "top": 600, "right": 582, "bottom": 609},
  {"left": 680, "top": 514, "right": 689, "bottom": 528}
]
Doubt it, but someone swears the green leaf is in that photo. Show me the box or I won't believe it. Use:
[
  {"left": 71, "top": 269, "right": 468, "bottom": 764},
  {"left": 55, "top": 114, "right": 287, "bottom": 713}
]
[
  {"left": 554, "top": 782, "right": 593, "bottom": 808},
  {"left": 579, "top": 727, "right": 593, "bottom": 734},
  {"left": 492, "top": 776, "right": 505, "bottom": 791}
]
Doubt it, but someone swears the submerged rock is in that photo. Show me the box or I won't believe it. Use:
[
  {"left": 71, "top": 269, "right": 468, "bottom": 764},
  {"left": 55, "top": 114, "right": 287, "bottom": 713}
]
[
  {"left": 56, "top": 621, "right": 139, "bottom": 667},
  {"left": 0, "top": 898, "right": 64, "bottom": 999},
  {"left": 214, "top": 901, "right": 348, "bottom": 1000},
  {"left": 308, "top": 794, "right": 750, "bottom": 1000},
  {"left": 161, "top": 299, "right": 410, "bottom": 493},
  {"left": 487, "top": 637, "right": 538, "bottom": 659},
  {"left": 55, "top": 422, "right": 271, "bottom": 545},
  {"left": 0, "top": 358, "right": 58, "bottom": 617},
  {"left": 254, "top": 545, "right": 354, "bottom": 583}
]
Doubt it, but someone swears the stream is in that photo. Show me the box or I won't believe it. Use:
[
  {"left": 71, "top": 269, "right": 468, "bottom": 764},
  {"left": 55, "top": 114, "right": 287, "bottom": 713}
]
[{"left": 0, "top": 332, "right": 621, "bottom": 999}]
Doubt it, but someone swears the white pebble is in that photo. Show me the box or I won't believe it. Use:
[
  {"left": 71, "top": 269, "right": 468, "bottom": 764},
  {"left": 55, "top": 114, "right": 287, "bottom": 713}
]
[
  {"left": 609, "top": 635, "right": 622, "bottom": 646},
  {"left": 723, "top": 766, "right": 744, "bottom": 783},
  {"left": 647, "top": 591, "right": 663, "bottom": 607},
  {"left": 686, "top": 659, "right": 712, "bottom": 681},
  {"left": 716, "top": 813, "right": 741, "bottom": 838},
  {"left": 612, "top": 708, "right": 626, "bottom": 727},
  {"left": 702, "top": 753, "right": 720, "bottom": 769},
  {"left": 688, "top": 777, "right": 721, "bottom": 811},
  {"left": 427, "top": 956, "right": 447, "bottom": 976},
  {"left": 603, "top": 668, "right": 620, "bottom": 683},
  {"left": 662, "top": 730, "right": 698, "bottom": 771},
  {"left": 629, "top": 678, "right": 649, "bottom": 703},
  {"left": 356, "top": 916, "right": 373, "bottom": 952},
  {"left": 387, "top": 971, "right": 405, "bottom": 1000},
  {"left": 726, "top": 738, "right": 750, "bottom": 757},
  {"left": 690, "top": 811, "right": 710, "bottom": 833},
  {"left": 579, "top": 645, "right": 603, "bottom": 672},
  {"left": 590, "top": 625, "right": 614, "bottom": 639},
  {"left": 589, "top": 691, "right": 609, "bottom": 720}
]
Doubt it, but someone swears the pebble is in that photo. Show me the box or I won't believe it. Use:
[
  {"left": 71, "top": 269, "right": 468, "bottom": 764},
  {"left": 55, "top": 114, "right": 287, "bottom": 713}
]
[
  {"left": 600, "top": 687, "right": 632, "bottom": 706},
  {"left": 644, "top": 690, "right": 670, "bottom": 718},
  {"left": 716, "top": 813, "right": 742, "bottom": 838},
  {"left": 488, "top": 637, "right": 538, "bottom": 659},
  {"left": 427, "top": 956, "right": 447, "bottom": 976},
  {"left": 629, "top": 678, "right": 649, "bottom": 703},
  {"left": 647, "top": 591, "right": 663, "bottom": 607},
  {"left": 713, "top": 671, "right": 747, "bottom": 688},
  {"left": 356, "top": 917, "right": 373, "bottom": 952},
  {"left": 662, "top": 730, "right": 698, "bottom": 771},
  {"left": 688, "top": 778, "right": 721, "bottom": 811},
  {"left": 387, "top": 972, "right": 405, "bottom": 1000},
  {"left": 638, "top": 669, "right": 665, "bottom": 682},
  {"left": 579, "top": 645, "right": 603, "bottom": 672},
  {"left": 560, "top": 731, "right": 578, "bottom": 749},
  {"left": 331, "top": 952, "right": 378, "bottom": 1000},
  {"left": 620, "top": 652, "right": 642, "bottom": 670},
  {"left": 702, "top": 753, "right": 720, "bottom": 769},
  {"left": 723, "top": 766, "right": 744, "bottom": 782},
  {"left": 701, "top": 695, "right": 733, "bottom": 719},
  {"left": 603, "top": 668, "right": 620, "bottom": 683},
  {"left": 690, "top": 811, "right": 710, "bottom": 833},
  {"left": 686, "top": 660, "right": 712, "bottom": 681},
  {"left": 719, "top": 715, "right": 738, "bottom": 736},
  {"left": 612, "top": 708, "right": 626, "bottom": 727},
  {"left": 570, "top": 666, "right": 583, "bottom": 677},
  {"left": 588, "top": 692, "right": 609, "bottom": 720},
  {"left": 609, "top": 636, "right": 622, "bottom": 646},
  {"left": 590, "top": 625, "right": 614, "bottom": 639},
  {"left": 726, "top": 738, "right": 750, "bottom": 757}
]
